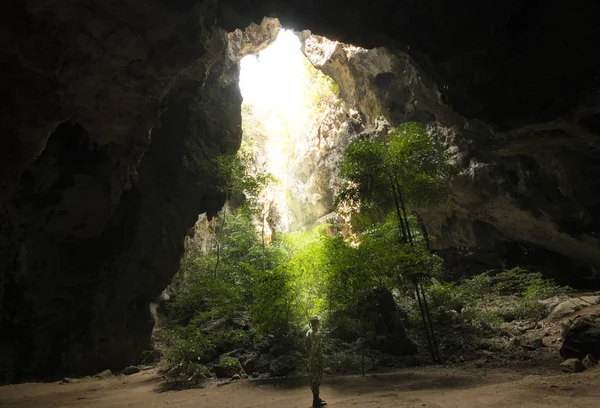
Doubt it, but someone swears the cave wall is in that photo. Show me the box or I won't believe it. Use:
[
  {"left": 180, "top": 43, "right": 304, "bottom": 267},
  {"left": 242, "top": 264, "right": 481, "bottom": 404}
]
[
  {"left": 299, "top": 31, "right": 600, "bottom": 284},
  {"left": 1, "top": 0, "right": 599, "bottom": 381},
  {"left": 220, "top": 0, "right": 600, "bottom": 129},
  {"left": 0, "top": 0, "right": 243, "bottom": 381}
]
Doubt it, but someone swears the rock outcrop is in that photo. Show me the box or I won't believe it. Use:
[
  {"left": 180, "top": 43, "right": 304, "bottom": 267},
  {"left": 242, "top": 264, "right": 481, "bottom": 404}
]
[
  {"left": 1, "top": 0, "right": 599, "bottom": 381},
  {"left": 299, "top": 33, "right": 600, "bottom": 284},
  {"left": 0, "top": 10, "right": 277, "bottom": 382},
  {"left": 560, "top": 320, "right": 600, "bottom": 360}
]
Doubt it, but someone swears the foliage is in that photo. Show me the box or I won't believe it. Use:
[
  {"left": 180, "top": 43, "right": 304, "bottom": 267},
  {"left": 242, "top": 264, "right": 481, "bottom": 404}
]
[
  {"left": 337, "top": 122, "right": 453, "bottom": 235},
  {"left": 250, "top": 267, "right": 299, "bottom": 335},
  {"left": 421, "top": 267, "right": 572, "bottom": 327},
  {"left": 163, "top": 360, "right": 209, "bottom": 388},
  {"left": 215, "top": 356, "right": 243, "bottom": 372},
  {"left": 304, "top": 59, "right": 341, "bottom": 118},
  {"left": 213, "top": 152, "right": 277, "bottom": 211}
]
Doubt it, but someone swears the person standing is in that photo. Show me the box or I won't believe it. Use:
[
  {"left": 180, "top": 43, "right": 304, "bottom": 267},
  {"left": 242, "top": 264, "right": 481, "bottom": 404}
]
[{"left": 306, "top": 316, "right": 327, "bottom": 407}]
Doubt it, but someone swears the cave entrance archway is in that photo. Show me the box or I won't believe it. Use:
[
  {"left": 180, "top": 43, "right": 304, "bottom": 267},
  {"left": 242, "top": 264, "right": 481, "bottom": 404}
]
[{"left": 2, "top": 3, "right": 599, "bottom": 384}]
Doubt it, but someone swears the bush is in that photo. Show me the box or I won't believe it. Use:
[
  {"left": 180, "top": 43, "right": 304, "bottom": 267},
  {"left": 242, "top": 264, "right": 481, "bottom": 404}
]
[
  {"left": 214, "top": 357, "right": 244, "bottom": 378},
  {"left": 422, "top": 268, "right": 572, "bottom": 327},
  {"left": 164, "top": 361, "right": 209, "bottom": 387},
  {"left": 209, "top": 330, "right": 247, "bottom": 352},
  {"left": 158, "top": 325, "right": 213, "bottom": 363}
]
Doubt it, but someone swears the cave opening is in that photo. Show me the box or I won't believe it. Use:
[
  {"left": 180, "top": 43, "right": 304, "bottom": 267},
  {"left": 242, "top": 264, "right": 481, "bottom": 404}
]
[
  {"left": 236, "top": 28, "right": 350, "bottom": 234},
  {"left": 152, "top": 20, "right": 599, "bottom": 389}
]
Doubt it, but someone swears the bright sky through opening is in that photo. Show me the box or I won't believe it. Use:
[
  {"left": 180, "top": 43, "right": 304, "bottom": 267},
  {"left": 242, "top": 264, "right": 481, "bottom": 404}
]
[
  {"left": 239, "top": 30, "right": 305, "bottom": 116},
  {"left": 238, "top": 29, "right": 315, "bottom": 232}
]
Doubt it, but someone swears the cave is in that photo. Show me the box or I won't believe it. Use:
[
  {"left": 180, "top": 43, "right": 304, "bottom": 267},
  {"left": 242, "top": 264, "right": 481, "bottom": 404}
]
[{"left": 1, "top": 0, "right": 600, "bottom": 383}]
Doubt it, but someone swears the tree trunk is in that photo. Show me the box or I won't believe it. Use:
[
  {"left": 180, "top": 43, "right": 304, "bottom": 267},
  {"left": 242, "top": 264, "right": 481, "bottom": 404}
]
[
  {"left": 387, "top": 173, "right": 408, "bottom": 243},
  {"left": 419, "top": 282, "right": 441, "bottom": 362},
  {"left": 413, "top": 210, "right": 430, "bottom": 250},
  {"left": 413, "top": 279, "right": 435, "bottom": 361},
  {"left": 213, "top": 201, "right": 227, "bottom": 279}
]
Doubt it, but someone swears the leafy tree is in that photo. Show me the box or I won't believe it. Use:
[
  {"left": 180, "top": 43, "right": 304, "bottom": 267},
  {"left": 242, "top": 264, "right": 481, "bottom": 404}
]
[
  {"left": 336, "top": 122, "right": 452, "bottom": 362},
  {"left": 211, "top": 152, "right": 277, "bottom": 277},
  {"left": 338, "top": 122, "right": 452, "bottom": 240}
]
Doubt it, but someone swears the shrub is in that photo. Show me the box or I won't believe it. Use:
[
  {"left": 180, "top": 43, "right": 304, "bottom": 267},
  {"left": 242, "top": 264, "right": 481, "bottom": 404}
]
[
  {"left": 158, "top": 325, "right": 213, "bottom": 363},
  {"left": 164, "top": 361, "right": 209, "bottom": 387},
  {"left": 422, "top": 267, "right": 572, "bottom": 327},
  {"left": 209, "top": 330, "right": 247, "bottom": 352},
  {"left": 214, "top": 357, "right": 244, "bottom": 378}
]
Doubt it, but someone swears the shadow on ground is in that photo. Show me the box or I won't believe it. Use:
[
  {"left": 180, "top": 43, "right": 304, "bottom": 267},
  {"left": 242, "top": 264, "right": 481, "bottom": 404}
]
[{"left": 242, "top": 370, "right": 487, "bottom": 394}]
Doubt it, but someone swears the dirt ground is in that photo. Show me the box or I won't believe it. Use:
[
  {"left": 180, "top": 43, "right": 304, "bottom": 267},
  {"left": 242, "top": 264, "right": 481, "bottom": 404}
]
[
  {"left": 3, "top": 294, "right": 599, "bottom": 408},
  {"left": 2, "top": 365, "right": 600, "bottom": 408}
]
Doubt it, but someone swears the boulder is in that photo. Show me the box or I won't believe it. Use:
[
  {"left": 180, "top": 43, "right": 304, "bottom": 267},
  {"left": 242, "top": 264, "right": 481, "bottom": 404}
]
[
  {"left": 231, "top": 312, "right": 252, "bottom": 331},
  {"left": 560, "top": 320, "right": 600, "bottom": 359},
  {"left": 582, "top": 354, "right": 598, "bottom": 369},
  {"left": 122, "top": 366, "right": 141, "bottom": 375},
  {"left": 356, "top": 288, "right": 417, "bottom": 356},
  {"left": 256, "top": 353, "right": 274, "bottom": 373},
  {"left": 200, "top": 312, "right": 253, "bottom": 335},
  {"left": 547, "top": 296, "right": 600, "bottom": 319},
  {"left": 560, "top": 358, "right": 585, "bottom": 373},
  {"left": 241, "top": 352, "right": 258, "bottom": 374},
  {"left": 269, "top": 343, "right": 287, "bottom": 357},
  {"left": 268, "top": 354, "right": 297, "bottom": 377},
  {"left": 200, "top": 348, "right": 219, "bottom": 364},
  {"left": 140, "top": 349, "right": 162, "bottom": 364},
  {"left": 522, "top": 337, "right": 545, "bottom": 351},
  {"left": 94, "top": 369, "right": 114, "bottom": 379},
  {"left": 252, "top": 372, "right": 260, "bottom": 378},
  {"left": 231, "top": 374, "right": 241, "bottom": 380}
]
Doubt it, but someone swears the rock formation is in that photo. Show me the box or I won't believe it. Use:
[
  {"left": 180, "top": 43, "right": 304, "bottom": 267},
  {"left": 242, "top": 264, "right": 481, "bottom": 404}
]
[
  {"left": 1, "top": 0, "right": 599, "bottom": 381},
  {"left": 0, "top": 8, "right": 277, "bottom": 382},
  {"left": 299, "top": 33, "right": 600, "bottom": 284}
]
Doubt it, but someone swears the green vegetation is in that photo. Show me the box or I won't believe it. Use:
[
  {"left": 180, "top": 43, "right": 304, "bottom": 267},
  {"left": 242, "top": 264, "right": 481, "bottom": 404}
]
[
  {"left": 336, "top": 122, "right": 453, "bottom": 362},
  {"left": 425, "top": 268, "right": 572, "bottom": 327},
  {"left": 158, "top": 113, "right": 570, "bottom": 385}
]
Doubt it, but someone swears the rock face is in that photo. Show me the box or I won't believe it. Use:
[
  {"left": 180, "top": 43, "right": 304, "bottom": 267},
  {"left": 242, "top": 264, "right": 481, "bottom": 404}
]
[
  {"left": 360, "top": 288, "right": 416, "bottom": 356},
  {"left": 560, "top": 320, "right": 600, "bottom": 360},
  {"left": 299, "top": 32, "right": 600, "bottom": 285},
  {"left": 560, "top": 358, "right": 585, "bottom": 373},
  {"left": 1, "top": 0, "right": 599, "bottom": 381},
  {"left": 0, "top": 9, "right": 277, "bottom": 382}
]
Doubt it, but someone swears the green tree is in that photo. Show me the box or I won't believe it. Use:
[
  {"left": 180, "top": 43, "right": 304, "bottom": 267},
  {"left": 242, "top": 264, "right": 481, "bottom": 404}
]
[
  {"left": 337, "top": 122, "right": 452, "bottom": 362},
  {"left": 211, "top": 152, "right": 277, "bottom": 277}
]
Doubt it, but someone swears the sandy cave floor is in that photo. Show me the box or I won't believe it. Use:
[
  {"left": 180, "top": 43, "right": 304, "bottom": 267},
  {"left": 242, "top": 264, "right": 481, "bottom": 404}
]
[{"left": 2, "top": 364, "right": 600, "bottom": 408}]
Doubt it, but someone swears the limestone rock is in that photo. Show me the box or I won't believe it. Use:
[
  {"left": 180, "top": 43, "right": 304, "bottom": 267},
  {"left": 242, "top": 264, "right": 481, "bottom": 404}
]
[
  {"left": 256, "top": 353, "right": 274, "bottom": 373},
  {"left": 268, "top": 354, "right": 297, "bottom": 377},
  {"left": 94, "top": 369, "right": 114, "bottom": 380},
  {"left": 200, "top": 348, "right": 219, "bottom": 364},
  {"left": 560, "top": 358, "right": 585, "bottom": 373},
  {"left": 548, "top": 296, "right": 600, "bottom": 319},
  {"left": 560, "top": 320, "right": 600, "bottom": 360},
  {"left": 582, "top": 354, "right": 598, "bottom": 369},
  {"left": 123, "top": 366, "right": 141, "bottom": 376},
  {"left": 522, "top": 338, "right": 545, "bottom": 351},
  {"left": 300, "top": 29, "right": 600, "bottom": 284},
  {"left": 241, "top": 352, "right": 258, "bottom": 374}
]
